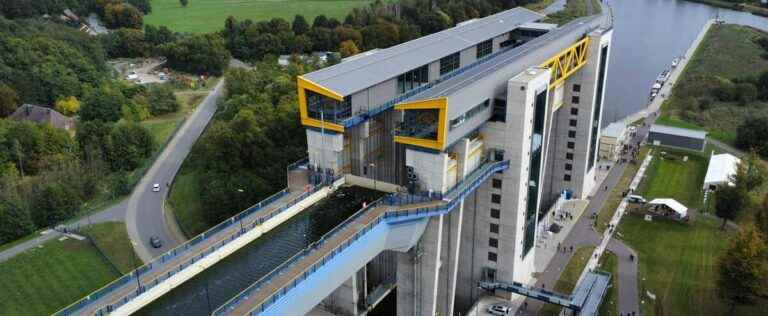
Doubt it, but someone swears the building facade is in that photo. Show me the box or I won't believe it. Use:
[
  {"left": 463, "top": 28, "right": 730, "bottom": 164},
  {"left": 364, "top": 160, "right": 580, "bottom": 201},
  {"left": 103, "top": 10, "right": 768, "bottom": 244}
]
[{"left": 298, "top": 6, "right": 613, "bottom": 315}]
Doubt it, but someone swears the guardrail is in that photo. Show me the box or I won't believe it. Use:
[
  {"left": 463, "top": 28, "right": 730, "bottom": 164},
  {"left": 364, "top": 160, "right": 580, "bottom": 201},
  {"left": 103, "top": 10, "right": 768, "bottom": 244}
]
[
  {"left": 214, "top": 198, "right": 388, "bottom": 316},
  {"left": 56, "top": 160, "right": 329, "bottom": 316},
  {"left": 216, "top": 159, "right": 510, "bottom": 315}
]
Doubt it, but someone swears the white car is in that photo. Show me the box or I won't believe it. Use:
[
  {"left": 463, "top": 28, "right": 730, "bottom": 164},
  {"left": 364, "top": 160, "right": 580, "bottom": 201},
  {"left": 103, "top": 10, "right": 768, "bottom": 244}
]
[
  {"left": 488, "top": 304, "right": 511, "bottom": 316},
  {"left": 152, "top": 183, "right": 161, "bottom": 192}
]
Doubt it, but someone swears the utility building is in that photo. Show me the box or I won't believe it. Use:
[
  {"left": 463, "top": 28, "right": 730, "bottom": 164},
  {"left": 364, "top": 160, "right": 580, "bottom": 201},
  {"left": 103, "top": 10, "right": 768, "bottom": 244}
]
[{"left": 294, "top": 5, "right": 613, "bottom": 316}]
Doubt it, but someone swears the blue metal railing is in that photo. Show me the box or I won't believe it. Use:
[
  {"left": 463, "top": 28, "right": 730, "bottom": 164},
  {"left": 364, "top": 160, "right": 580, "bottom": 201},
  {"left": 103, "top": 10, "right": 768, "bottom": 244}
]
[
  {"left": 340, "top": 44, "right": 519, "bottom": 129},
  {"left": 216, "top": 159, "right": 510, "bottom": 315},
  {"left": 56, "top": 158, "right": 332, "bottom": 316}
]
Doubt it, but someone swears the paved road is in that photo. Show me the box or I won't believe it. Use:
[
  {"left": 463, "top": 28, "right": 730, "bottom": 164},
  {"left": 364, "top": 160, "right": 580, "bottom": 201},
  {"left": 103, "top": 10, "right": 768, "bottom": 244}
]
[
  {"left": 606, "top": 239, "right": 639, "bottom": 315},
  {"left": 0, "top": 200, "right": 127, "bottom": 263},
  {"left": 126, "top": 80, "right": 226, "bottom": 263}
]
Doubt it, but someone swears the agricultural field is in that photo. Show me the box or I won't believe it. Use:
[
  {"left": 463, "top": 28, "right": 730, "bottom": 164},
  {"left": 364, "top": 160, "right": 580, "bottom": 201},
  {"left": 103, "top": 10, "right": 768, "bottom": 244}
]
[{"left": 145, "top": 0, "right": 373, "bottom": 33}]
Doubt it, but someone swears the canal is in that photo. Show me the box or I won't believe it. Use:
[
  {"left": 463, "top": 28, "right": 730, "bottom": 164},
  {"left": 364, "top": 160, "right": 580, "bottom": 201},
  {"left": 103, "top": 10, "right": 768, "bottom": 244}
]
[
  {"left": 138, "top": 186, "right": 384, "bottom": 316},
  {"left": 604, "top": 0, "right": 768, "bottom": 124}
]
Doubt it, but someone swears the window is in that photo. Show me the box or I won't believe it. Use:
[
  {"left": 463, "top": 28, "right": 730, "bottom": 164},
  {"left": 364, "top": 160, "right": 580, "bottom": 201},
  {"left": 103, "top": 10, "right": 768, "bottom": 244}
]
[
  {"left": 571, "top": 108, "right": 579, "bottom": 115},
  {"left": 484, "top": 267, "right": 497, "bottom": 281},
  {"left": 491, "top": 194, "right": 501, "bottom": 204},
  {"left": 567, "top": 141, "right": 575, "bottom": 149},
  {"left": 449, "top": 100, "right": 489, "bottom": 130},
  {"left": 492, "top": 179, "right": 502, "bottom": 189},
  {"left": 565, "top": 163, "right": 573, "bottom": 171},
  {"left": 494, "top": 150, "right": 505, "bottom": 161},
  {"left": 488, "top": 252, "right": 498, "bottom": 262},
  {"left": 476, "top": 39, "right": 493, "bottom": 59},
  {"left": 569, "top": 119, "right": 578, "bottom": 127},
  {"left": 397, "top": 65, "right": 429, "bottom": 94},
  {"left": 440, "top": 52, "right": 460, "bottom": 75},
  {"left": 489, "top": 238, "right": 499, "bottom": 248},
  {"left": 573, "top": 84, "right": 581, "bottom": 92},
  {"left": 564, "top": 174, "right": 572, "bottom": 181},
  {"left": 568, "top": 130, "right": 576, "bottom": 138},
  {"left": 490, "top": 223, "right": 499, "bottom": 234},
  {"left": 572, "top": 96, "right": 580, "bottom": 104},
  {"left": 490, "top": 208, "right": 500, "bottom": 219},
  {"left": 566, "top": 152, "right": 574, "bottom": 160}
]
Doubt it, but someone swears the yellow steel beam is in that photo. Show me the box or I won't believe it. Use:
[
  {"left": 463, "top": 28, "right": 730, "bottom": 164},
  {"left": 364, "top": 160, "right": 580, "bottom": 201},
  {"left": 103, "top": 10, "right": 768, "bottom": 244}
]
[
  {"left": 541, "top": 37, "right": 590, "bottom": 89},
  {"left": 297, "top": 76, "right": 345, "bottom": 133},
  {"left": 393, "top": 97, "right": 448, "bottom": 151}
]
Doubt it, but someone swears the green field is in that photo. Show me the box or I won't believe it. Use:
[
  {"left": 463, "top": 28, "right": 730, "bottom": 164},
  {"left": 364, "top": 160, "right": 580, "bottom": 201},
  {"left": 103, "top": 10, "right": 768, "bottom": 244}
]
[
  {"left": 82, "top": 222, "right": 141, "bottom": 274},
  {"left": 637, "top": 148, "right": 708, "bottom": 209},
  {"left": 597, "top": 251, "right": 619, "bottom": 316},
  {"left": 661, "top": 24, "right": 768, "bottom": 145},
  {"left": 0, "top": 238, "right": 119, "bottom": 315},
  {"left": 619, "top": 213, "right": 766, "bottom": 315},
  {"left": 167, "top": 170, "right": 206, "bottom": 237},
  {"left": 595, "top": 148, "right": 650, "bottom": 233},
  {"left": 539, "top": 246, "right": 596, "bottom": 316},
  {"left": 145, "top": 0, "right": 373, "bottom": 33}
]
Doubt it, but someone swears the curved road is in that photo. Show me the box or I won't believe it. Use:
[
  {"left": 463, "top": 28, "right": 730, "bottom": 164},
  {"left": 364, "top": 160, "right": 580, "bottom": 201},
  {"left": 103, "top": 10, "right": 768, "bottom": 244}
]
[{"left": 126, "top": 80, "right": 225, "bottom": 262}]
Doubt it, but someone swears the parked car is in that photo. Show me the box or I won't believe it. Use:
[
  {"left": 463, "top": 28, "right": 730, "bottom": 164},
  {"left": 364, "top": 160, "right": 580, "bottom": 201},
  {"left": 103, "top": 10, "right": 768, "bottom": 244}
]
[
  {"left": 627, "top": 194, "right": 646, "bottom": 204},
  {"left": 150, "top": 236, "right": 162, "bottom": 248},
  {"left": 488, "top": 304, "right": 511, "bottom": 316},
  {"left": 152, "top": 183, "right": 160, "bottom": 192}
]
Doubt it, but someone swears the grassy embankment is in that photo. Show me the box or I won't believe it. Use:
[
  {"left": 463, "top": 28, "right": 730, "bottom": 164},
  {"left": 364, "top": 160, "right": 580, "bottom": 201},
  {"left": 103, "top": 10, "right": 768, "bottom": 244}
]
[
  {"left": 597, "top": 251, "right": 619, "bottom": 316},
  {"left": 659, "top": 24, "right": 768, "bottom": 145},
  {"left": 0, "top": 222, "right": 139, "bottom": 315},
  {"left": 538, "top": 246, "right": 596, "bottom": 316},
  {"left": 542, "top": 0, "right": 602, "bottom": 26},
  {"left": 683, "top": 0, "right": 768, "bottom": 17},
  {"left": 593, "top": 147, "right": 650, "bottom": 233},
  {"left": 145, "top": 0, "right": 373, "bottom": 33}
]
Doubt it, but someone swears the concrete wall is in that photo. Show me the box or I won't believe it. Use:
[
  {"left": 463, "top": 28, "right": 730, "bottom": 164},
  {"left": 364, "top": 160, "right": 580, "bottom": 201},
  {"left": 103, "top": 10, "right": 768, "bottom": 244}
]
[{"left": 405, "top": 149, "right": 452, "bottom": 193}]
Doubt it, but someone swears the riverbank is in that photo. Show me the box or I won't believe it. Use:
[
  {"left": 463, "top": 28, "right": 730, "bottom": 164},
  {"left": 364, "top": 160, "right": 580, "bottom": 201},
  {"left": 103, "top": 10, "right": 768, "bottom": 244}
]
[{"left": 684, "top": 0, "right": 768, "bottom": 17}]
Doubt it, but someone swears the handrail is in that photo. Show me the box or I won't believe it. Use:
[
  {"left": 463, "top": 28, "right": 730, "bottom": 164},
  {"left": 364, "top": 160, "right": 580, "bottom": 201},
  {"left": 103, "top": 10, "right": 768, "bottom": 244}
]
[{"left": 55, "top": 159, "right": 328, "bottom": 316}]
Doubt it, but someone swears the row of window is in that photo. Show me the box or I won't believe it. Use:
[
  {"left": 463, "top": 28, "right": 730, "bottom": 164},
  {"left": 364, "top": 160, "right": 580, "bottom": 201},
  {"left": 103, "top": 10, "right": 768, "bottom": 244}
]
[
  {"left": 397, "top": 64, "right": 429, "bottom": 94},
  {"left": 449, "top": 100, "right": 490, "bottom": 130},
  {"left": 563, "top": 84, "right": 582, "bottom": 183}
]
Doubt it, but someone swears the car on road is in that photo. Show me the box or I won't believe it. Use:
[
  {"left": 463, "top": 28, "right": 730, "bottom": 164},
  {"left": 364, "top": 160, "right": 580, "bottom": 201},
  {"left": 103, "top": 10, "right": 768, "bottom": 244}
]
[
  {"left": 488, "top": 304, "right": 511, "bottom": 315},
  {"left": 150, "top": 236, "right": 162, "bottom": 248},
  {"left": 152, "top": 183, "right": 160, "bottom": 192}
]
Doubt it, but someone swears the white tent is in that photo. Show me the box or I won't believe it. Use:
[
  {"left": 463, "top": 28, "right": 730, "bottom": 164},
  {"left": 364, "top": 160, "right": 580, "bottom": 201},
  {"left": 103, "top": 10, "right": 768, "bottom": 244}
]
[
  {"left": 703, "top": 153, "right": 740, "bottom": 190},
  {"left": 648, "top": 198, "right": 688, "bottom": 218}
]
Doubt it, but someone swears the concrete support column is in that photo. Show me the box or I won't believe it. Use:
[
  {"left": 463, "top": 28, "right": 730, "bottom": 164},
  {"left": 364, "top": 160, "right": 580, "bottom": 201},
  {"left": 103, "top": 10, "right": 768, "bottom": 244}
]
[
  {"left": 324, "top": 275, "right": 360, "bottom": 316},
  {"left": 396, "top": 250, "right": 416, "bottom": 315},
  {"left": 419, "top": 215, "right": 445, "bottom": 316}
]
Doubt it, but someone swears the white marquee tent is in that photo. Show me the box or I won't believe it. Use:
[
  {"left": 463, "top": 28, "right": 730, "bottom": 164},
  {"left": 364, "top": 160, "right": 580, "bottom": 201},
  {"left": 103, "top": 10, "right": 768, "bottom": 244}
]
[
  {"left": 648, "top": 198, "right": 688, "bottom": 219},
  {"left": 703, "top": 153, "right": 740, "bottom": 190}
]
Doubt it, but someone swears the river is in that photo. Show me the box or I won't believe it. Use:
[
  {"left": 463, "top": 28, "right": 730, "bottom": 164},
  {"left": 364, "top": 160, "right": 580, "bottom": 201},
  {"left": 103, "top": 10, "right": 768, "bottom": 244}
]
[{"left": 603, "top": 0, "right": 768, "bottom": 124}]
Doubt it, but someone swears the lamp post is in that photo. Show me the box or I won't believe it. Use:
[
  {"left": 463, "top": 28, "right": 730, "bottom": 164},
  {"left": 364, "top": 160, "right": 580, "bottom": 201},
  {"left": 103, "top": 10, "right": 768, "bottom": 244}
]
[{"left": 236, "top": 188, "right": 245, "bottom": 233}]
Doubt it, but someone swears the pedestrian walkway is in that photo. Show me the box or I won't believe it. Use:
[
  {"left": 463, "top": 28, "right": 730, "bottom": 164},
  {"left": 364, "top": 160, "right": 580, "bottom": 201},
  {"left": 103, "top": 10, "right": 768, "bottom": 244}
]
[{"left": 606, "top": 239, "right": 638, "bottom": 315}]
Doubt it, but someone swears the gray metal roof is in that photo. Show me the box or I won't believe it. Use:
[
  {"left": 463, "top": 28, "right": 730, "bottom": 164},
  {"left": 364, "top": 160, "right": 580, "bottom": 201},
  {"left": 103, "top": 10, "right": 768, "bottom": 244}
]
[
  {"left": 650, "top": 124, "right": 707, "bottom": 139},
  {"left": 302, "top": 7, "right": 544, "bottom": 96}
]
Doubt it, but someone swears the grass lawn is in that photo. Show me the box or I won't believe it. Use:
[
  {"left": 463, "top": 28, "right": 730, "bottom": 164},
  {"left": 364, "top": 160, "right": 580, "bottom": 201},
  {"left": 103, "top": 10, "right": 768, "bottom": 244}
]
[
  {"left": 81, "top": 222, "right": 141, "bottom": 274},
  {"left": 0, "top": 238, "right": 119, "bottom": 316},
  {"left": 595, "top": 147, "right": 650, "bottom": 233},
  {"left": 538, "top": 246, "right": 596, "bottom": 316},
  {"left": 660, "top": 24, "right": 768, "bottom": 146},
  {"left": 637, "top": 148, "right": 707, "bottom": 209},
  {"left": 145, "top": 0, "right": 373, "bottom": 33},
  {"left": 618, "top": 213, "right": 766, "bottom": 315},
  {"left": 542, "top": 0, "right": 600, "bottom": 26},
  {"left": 597, "top": 251, "right": 619, "bottom": 316},
  {"left": 167, "top": 170, "right": 206, "bottom": 237}
]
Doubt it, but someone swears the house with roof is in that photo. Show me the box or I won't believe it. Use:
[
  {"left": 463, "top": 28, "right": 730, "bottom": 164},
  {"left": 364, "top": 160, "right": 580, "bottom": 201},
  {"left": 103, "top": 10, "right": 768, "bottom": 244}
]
[{"left": 8, "top": 104, "right": 76, "bottom": 132}]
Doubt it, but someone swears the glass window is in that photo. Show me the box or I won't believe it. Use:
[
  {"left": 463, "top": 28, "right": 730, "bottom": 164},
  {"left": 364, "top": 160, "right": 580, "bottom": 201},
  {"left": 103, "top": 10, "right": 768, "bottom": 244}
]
[
  {"left": 565, "top": 163, "right": 573, "bottom": 171},
  {"left": 488, "top": 252, "right": 497, "bottom": 262},
  {"left": 573, "top": 84, "right": 581, "bottom": 92},
  {"left": 489, "top": 238, "right": 499, "bottom": 248},
  {"left": 567, "top": 141, "right": 575, "bottom": 149},
  {"left": 569, "top": 119, "right": 578, "bottom": 127},
  {"left": 306, "top": 91, "right": 351, "bottom": 123},
  {"left": 492, "top": 179, "right": 502, "bottom": 189},
  {"left": 476, "top": 39, "right": 493, "bottom": 59},
  {"left": 491, "top": 194, "right": 501, "bottom": 204},
  {"left": 571, "top": 108, "right": 579, "bottom": 115},
  {"left": 589, "top": 45, "right": 610, "bottom": 171},
  {"left": 494, "top": 150, "right": 505, "bottom": 161},
  {"left": 572, "top": 96, "right": 580, "bottom": 104},
  {"left": 568, "top": 130, "right": 576, "bottom": 138},
  {"left": 440, "top": 52, "right": 460, "bottom": 75},
  {"left": 449, "top": 100, "right": 489, "bottom": 131},
  {"left": 490, "top": 208, "right": 500, "bottom": 219},
  {"left": 397, "top": 64, "right": 429, "bottom": 94},
  {"left": 566, "top": 152, "right": 574, "bottom": 160},
  {"left": 564, "top": 174, "right": 572, "bottom": 181},
  {"left": 490, "top": 223, "right": 499, "bottom": 234}
]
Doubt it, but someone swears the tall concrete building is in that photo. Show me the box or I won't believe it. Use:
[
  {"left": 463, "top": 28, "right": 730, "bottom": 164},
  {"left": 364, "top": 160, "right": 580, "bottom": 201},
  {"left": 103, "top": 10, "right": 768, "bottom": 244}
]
[{"left": 294, "top": 4, "right": 612, "bottom": 316}]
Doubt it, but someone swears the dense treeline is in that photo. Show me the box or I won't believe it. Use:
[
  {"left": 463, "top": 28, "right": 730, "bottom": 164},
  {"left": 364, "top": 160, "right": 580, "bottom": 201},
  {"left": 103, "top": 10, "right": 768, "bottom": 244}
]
[
  {"left": 221, "top": 0, "right": 535, "bottom": 61},
  {"left": 185, "top": 60, "right": 316, "bottom": 226},
  {"left": 1, "top": 0, "right": 149, "bottom": 29}
]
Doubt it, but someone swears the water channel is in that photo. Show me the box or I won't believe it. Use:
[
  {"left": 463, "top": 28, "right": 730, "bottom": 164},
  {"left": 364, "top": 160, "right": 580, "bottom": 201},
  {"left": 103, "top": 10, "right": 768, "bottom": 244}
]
[{"left": 138, "top": 186, "right": 383, "bottom": 315}]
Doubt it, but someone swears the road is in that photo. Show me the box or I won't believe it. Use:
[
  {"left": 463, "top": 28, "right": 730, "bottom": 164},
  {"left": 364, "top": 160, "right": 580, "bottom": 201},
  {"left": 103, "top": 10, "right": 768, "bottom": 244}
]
[{"left": 126, "top": 79, "right": 226, "bottom": 262}]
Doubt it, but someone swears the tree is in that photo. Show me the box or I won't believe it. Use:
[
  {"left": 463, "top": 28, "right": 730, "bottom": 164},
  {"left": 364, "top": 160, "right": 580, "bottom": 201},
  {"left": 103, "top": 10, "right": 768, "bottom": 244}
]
[
  {"left": 756, "top": 195, "right": 768, "bottom": 237},
  {"left": 148, "top": 85, "right": 180, "bottom": 116},
  {"left": 103, "top": 3, "right": 143, "bottom": 29},
  {"left": 54, "top": 96, "right": 81, "bottom": 116},
  {"left": 717, "top": 224, "right": 768, "bottom": 312},
  {"left": 733, "top": 151, "right": 766, "bottom": 191},
  {"left": 162, "top": 33, "right": 231, "bottom": 75},
  {"left": 339, "top": 40, "right": 360, "bottom": 58},
  {"left": 30, "top": 181, "right": 82, "bottom": 227},
  {"left": 0, "top": 84, "right": 20, "bottom": 117},
  {"left": 736, "top": 117, "right": 768, "bottom": 157},
  {"left": 145, "top": 25, "right": 176, "bottom": 47},
  {"left": 126, "top": 0, "right": 152, "bottom": 14},
  {"left": 313, "top": 14, "right": 330, "bottom": 28},
  {"left": 106, "top": 122, "right": 155, "bottom": 171},
  {"left": 292, "top": 15, "right": 310, "bottom": 35},
  {"left": 0, "top": 200, "right": 34, "bottom": 244},
  {"left": 102, "top": 28, "right": 148, "bottom": 58},
  {"left": 180, "top": 0, "right": 188, "bottom": 7},
  {"left": 715, "top": 184, "right": 748, "bottom": 229},
  {"left": 80, "top": 85, "right": 126, "bottom": 122}
]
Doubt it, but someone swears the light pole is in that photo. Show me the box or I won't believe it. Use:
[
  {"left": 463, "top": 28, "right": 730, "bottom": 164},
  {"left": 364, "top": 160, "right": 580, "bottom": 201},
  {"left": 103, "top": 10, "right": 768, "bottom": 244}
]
[{"left": 236, "top": 188, "right": 245, "bottom": 232}]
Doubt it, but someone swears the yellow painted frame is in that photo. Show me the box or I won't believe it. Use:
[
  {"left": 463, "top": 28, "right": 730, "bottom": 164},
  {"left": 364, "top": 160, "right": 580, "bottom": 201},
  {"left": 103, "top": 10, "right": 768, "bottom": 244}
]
[
  {"left": 393, "top": 98, "right": 448, "bottom": 151},
  {"left": 541, "top": 37, "right": 591, "bottom": 89},
  {"left": 297, "top": 76, "right": 346, "bottom": 133}
]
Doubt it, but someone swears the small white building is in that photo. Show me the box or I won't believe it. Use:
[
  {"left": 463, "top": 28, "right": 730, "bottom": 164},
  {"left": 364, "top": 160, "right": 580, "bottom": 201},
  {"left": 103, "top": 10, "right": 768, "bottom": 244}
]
[
  {"left": 599, "top": 122, "right": 628, "bottom": 161},
  {"left": 648, "top": 198, "right": 688, "bottom": 219},
  {"left": 703, "top": 153, "right": 740, "bottom": 191}
]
